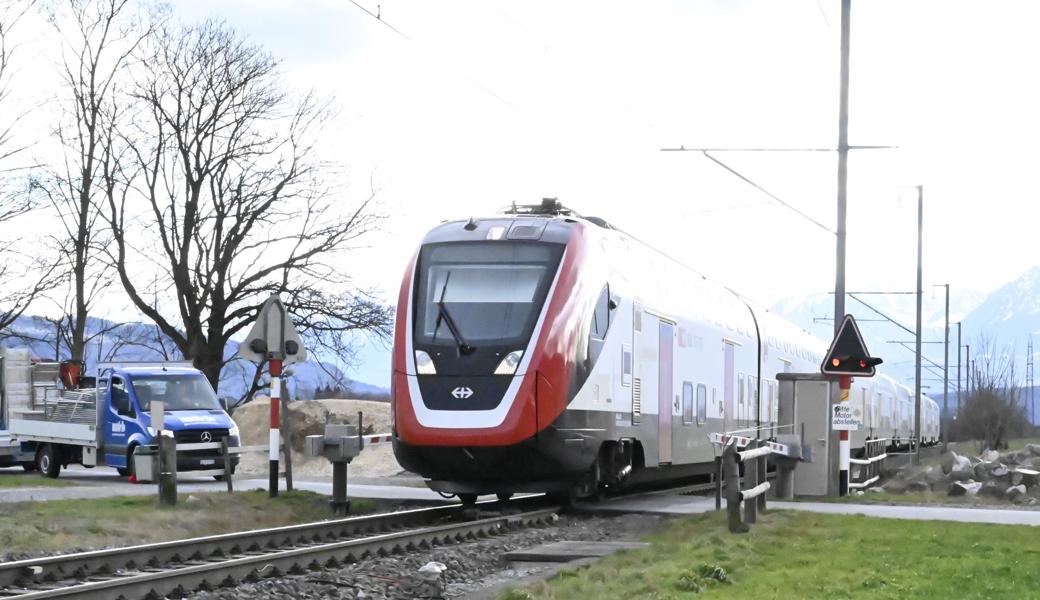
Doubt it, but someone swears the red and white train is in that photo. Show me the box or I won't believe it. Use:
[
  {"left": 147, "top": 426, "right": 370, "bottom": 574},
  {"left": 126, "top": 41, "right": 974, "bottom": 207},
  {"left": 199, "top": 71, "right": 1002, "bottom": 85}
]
[{"left": 391, "top": 200, "right": 940, "bottom": 503}]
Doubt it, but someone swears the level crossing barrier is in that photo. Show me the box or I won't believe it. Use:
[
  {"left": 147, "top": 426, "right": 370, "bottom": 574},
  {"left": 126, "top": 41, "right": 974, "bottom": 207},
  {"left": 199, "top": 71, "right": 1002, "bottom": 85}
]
[{"left": 848, "top": 437, "right": 888, "bottom": 491}]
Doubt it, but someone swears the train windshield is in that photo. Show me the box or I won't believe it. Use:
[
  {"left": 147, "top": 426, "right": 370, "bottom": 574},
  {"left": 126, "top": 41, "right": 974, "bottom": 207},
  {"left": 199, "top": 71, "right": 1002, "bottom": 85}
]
[{"left": 414, "top": 242, "right": 564, "bottom": 348}]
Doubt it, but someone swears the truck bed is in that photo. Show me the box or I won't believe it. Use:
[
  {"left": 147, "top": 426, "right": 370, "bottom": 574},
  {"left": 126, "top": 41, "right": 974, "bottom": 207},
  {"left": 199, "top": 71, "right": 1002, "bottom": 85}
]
[{"left": 7, "top": 389, "right": 98, "bottom": 446}]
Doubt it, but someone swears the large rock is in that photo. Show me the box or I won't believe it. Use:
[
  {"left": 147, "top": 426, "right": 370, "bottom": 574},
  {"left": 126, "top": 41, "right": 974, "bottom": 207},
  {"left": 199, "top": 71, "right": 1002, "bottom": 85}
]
[
  {"left": 924, "top": 465, "right": 945, "bottom": 484},
  {"left": 1015, "top": 468, "right": 1040, "bottom": 488},
  {"left": 948, "top": 480, "right": 982, "bottom": 497},
  {"left": 1001, "top": 451, "right": 1027, "bottom": 465},
  {"left": 974, "top": 462, "right": 992, "bottom": 480},
  {"left": 940, "top": 451, "right": 959, "bottom": 475},
  {"left": 946, "top": 455, "right": 973, "bottom": 481},
  {"left": 1024, "top": 444, "right": 1040, "bottom": 457},
  {"left": 949, "top": 466, "right": 975, "bottom": 482},
  {"left": 979, "top": 480, "right": 1008, "bottom": 498},
  {"left": 1006, "top": 485, "right": 1027, "bottom": 502},
  {"left": 981, "top": 449, "right": 1000, "bottom": 462},
  {"left": 990, "top": 464, "right": 1010, "bottom": 478}
]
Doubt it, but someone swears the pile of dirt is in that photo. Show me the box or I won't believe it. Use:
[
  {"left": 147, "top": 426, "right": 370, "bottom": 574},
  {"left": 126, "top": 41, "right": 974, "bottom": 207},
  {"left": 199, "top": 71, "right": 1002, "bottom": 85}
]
[{"left": 232, "top": 397, "right": 403, "bottom": 479}]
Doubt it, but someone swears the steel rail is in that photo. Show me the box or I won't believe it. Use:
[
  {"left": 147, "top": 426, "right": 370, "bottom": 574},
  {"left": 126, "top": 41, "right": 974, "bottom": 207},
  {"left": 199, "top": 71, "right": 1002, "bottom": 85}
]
[
  {"left": 0, "top": 496, "right": 546, "bottom": 595},
  {"left": 1, "top": 507, "right": 560, "bottom": 600}
]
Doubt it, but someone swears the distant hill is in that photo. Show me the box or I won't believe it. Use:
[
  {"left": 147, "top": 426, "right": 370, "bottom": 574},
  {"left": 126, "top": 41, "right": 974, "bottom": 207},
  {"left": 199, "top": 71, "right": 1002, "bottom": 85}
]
[{"left": 0, "top": 315, "right": 389, "bottom": 403}]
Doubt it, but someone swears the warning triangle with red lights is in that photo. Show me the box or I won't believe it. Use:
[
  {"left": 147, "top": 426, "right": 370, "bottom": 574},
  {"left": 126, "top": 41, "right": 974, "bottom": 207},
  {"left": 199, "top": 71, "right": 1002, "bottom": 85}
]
[{"left": 820, "top": 314, "right": 882, "bottom": 377}]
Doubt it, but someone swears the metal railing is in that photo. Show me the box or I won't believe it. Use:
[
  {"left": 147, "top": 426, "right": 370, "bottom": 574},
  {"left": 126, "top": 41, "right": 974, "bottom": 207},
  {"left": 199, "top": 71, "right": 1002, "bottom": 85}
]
[
  {"left": 849, "top": 437, "right": 888, "bottom": 491},
  {"left": 722, "top": 439, "right": 770, "bottom": 533}
]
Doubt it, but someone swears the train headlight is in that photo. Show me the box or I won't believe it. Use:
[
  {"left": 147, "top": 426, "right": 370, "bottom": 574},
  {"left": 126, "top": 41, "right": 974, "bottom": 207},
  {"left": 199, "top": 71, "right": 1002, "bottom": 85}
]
[
  {"left": 494, "top": 350, "right": 524, "bottom": 375},
  {"left": 415, "top": 350, "right": 437, "bottom": 375}
]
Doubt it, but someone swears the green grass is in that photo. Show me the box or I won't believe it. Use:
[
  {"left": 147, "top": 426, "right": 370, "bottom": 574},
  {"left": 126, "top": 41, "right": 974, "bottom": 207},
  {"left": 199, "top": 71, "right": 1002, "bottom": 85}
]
[
  {"left": 0, "top": 490, "right": 375, "bottom": 555},
  {"left": 506, "top": 510, "right": 1040, "bottom": 599},
  {"left": 0, "top": 473, "right": 72, "bottom": 488}
]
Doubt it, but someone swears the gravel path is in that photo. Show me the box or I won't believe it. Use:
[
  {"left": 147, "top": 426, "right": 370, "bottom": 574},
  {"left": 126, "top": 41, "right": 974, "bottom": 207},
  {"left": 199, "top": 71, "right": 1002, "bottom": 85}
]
[{"left": 186, "top": 512, "right": 664, "bottom": 600}]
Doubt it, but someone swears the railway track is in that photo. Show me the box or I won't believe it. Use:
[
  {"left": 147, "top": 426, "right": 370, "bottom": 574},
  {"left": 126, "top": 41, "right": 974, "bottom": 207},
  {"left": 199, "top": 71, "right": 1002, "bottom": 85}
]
[{"left": 0, "top": 499, "right": 559, "bottom": 600}]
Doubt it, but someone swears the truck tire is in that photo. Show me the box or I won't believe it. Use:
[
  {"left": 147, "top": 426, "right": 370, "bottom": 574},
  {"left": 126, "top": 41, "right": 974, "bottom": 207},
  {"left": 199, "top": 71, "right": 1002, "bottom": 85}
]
[
  {"left": 118, "top": 445, "right": 138, "bottom": 479},
  {"left": 36, "top": 444, "right": 61, "bottom": 479}
]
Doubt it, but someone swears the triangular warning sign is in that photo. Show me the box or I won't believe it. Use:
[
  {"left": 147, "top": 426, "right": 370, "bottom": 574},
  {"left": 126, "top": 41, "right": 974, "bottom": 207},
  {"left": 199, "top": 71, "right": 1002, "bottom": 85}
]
[{"left": 820, "top": 314, "right": 881, "bottom": 377}]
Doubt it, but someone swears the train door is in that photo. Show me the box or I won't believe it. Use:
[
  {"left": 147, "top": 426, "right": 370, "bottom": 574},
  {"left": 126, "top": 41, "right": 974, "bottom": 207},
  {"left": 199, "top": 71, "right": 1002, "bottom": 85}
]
[
  {"left": 723, "top": 342, "right": 735, "bottom": 432},
  {"left": 658, "top": 320, "right": 675, "bottom": 464}
]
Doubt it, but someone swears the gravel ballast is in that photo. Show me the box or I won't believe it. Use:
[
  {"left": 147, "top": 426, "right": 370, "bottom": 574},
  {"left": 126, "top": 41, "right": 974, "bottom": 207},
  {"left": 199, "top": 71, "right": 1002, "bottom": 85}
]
[{"left": 185, "top": 511, "right": 665, "bottom": 600}]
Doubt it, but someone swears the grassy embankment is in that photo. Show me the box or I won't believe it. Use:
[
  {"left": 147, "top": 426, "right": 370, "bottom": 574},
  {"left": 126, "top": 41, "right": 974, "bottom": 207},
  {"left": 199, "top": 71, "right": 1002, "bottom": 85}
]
[
  {"left": 504, "top": 509, "right": 1040, "bottom": 599},
  {"left": 0, "top": 490, "right": 374, "bottom": 555}
]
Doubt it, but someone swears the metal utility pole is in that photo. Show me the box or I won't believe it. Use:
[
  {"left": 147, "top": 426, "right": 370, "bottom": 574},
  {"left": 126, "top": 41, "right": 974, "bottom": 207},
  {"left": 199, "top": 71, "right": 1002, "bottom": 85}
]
[
  {"left": 956, "top": 322, "right": 962, "bottom": 415},
  {"left": 834, "top": 0, "right": 851, "bottom": 336},
  {"left": 913, "top": 185, "right": 923, "bottom": 464},
  {"left": 964, "top": 345, "right": 970, "bottom": 392},
  {"left": 1027, "top": 337, "right": 1035, "bottom": 428},
  {"left": 941, "top": 284, "right": 949, "bottom": 450}
]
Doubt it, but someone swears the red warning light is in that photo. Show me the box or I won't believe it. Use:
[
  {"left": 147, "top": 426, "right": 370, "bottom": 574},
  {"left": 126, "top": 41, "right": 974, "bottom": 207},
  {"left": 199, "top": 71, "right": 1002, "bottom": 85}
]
[
  {"left": 831, "top": 358, "right": 840, "bottom": 367},
  {"left": 859, "top": 359, "right": 867, "bottom": 368}
]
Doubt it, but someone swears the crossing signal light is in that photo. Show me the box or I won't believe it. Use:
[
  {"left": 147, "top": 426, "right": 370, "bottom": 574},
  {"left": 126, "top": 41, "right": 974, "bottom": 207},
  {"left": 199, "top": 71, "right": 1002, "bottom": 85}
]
[{"left": 821, "top": 315, "right": 881, "bottom": 377}]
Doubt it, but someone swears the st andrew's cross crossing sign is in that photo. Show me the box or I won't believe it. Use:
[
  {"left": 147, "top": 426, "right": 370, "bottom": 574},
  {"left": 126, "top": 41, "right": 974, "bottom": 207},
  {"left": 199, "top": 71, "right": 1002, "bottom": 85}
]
[
  {"left": 239, "top": 294, "right": 307, "bottom": 366},
  {"left": 820, "top": 314, "right": 882, "bottom": 377}
]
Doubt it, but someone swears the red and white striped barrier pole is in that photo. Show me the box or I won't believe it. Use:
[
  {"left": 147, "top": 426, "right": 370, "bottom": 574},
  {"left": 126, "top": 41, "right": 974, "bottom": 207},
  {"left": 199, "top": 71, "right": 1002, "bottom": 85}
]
[
  {"left": 839, "top": 375, "right": 852, "bottom": 496},
  {"left": 269, "top": 358, "right": 283, "bottom": 498}
]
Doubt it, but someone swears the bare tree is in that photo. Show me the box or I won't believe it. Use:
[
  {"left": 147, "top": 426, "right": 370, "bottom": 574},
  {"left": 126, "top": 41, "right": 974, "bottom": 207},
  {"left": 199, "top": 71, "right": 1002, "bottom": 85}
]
[
  {"left": 0, "top": 0, "right": 59, "bottom": 335},
  {"left": 954, "top": 337, "right": 1029, "bottom": 451},
  {"left": 30, "top": 0, "right": 157, "bottom": 360},
  {"left": 105, "top": 19, "right": 391, "bottom": 390}
]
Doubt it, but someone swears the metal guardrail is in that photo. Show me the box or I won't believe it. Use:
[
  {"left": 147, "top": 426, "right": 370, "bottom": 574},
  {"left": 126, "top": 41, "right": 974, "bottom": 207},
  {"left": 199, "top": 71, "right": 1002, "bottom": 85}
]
[
  {"left": 848, "top": 438, "right": 889, "bottom": 490},
  {"left": 722, "top": 439, "right": 771, "bottom": 533}
]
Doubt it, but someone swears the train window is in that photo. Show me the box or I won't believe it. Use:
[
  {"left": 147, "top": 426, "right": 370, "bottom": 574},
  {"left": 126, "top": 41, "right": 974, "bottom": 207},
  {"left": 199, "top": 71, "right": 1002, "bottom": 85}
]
[
  {"left": 696, "top": 384, "right": 707, "bottom": 425},
  {"left": 587, "top": 284, "right": 613, "bottom": 367},
  {"left": 621, "top": 344, "right": 632, "bottom": 387},
  {"left": 682, "top": 382, "right": 694, "bottom": 424},
  {"left": 591, "top": 285, "right": 611, "bottom": 339}
]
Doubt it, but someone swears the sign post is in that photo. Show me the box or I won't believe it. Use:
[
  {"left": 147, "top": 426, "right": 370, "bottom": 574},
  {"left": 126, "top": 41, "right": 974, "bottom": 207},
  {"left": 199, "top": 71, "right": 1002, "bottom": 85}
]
[
  {"left": 239, "top": 294, "right": 307, "bottom": 498},
  {"left": 821, "top": 314, "right": 881, "bottom": 497}
]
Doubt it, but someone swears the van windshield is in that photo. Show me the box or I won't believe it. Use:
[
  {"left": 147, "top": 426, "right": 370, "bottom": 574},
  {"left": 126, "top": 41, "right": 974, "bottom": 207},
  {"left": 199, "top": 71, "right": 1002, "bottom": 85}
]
[{"left": 131, "top": 374, "right": 222, "bottom": 412}]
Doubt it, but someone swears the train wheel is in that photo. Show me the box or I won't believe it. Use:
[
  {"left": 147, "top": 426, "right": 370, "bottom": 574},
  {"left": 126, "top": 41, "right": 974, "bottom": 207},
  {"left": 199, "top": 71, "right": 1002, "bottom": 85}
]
[{"left": 458, "top": 493, "right": 478, "bottom": 506}]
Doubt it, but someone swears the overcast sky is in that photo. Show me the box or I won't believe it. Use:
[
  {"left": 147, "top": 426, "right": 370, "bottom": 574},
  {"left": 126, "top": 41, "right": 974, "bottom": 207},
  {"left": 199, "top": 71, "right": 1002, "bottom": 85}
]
[
  {"left": 7, "top": 0, "right": 1040, "bottom": 383},
  {"left": 162, "top": 0, "right": 1040, "bottom": 307}
]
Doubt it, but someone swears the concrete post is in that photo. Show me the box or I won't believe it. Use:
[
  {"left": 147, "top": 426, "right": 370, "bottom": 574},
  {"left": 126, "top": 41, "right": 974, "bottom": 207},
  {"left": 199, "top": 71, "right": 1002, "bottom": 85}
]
[
  {"left": 221, "top": 437, "right": 233, "bottom": 493},
  {"left": 723, "top": 441, "right": 748, "bottom": 533},
  {"left": 158, "top": 433, "right": 177, "bottom": 507},
  {"left": 775, "top": 459, "right": 796, "bottom": 501},
  {"left": 330, "top": 461, "right": 350, "bottom": 516}
]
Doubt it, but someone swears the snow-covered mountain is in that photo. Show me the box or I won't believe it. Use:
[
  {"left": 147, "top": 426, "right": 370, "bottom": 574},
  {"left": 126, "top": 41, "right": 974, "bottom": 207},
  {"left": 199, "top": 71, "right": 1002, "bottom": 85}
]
[{"left": 0, "top": 315, "right": 389, "bottom": 402}]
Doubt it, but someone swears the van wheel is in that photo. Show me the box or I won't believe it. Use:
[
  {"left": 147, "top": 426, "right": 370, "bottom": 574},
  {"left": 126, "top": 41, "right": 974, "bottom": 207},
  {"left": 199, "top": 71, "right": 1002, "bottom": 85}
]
[
  {"left": 119, "top": 445, "right": 138, "bottom": 479},
  {"left": 36, "top": 444, "right": 61, "bottom": 479}
]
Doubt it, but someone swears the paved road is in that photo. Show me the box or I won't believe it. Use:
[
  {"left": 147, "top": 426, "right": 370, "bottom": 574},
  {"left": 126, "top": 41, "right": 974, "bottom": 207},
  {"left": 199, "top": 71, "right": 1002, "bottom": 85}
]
[
  {"left": 0, "top": 465, "right": 462, "bottom": 504},
  {"left": 582, "top": 493, "right": 1040, "bottom": 526}
]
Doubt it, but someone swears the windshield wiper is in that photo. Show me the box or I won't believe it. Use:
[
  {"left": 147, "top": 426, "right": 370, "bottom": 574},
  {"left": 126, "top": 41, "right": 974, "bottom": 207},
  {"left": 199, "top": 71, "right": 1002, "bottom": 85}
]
[{"left": 431, "top": 272, "right": 475, "bottom": 355}]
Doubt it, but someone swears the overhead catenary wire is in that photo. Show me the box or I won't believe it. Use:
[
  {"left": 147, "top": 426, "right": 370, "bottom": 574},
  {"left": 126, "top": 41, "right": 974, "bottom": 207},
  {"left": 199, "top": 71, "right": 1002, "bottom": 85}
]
[{"left": 342, "top": 0, "right": 520, "bottom": 112}]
